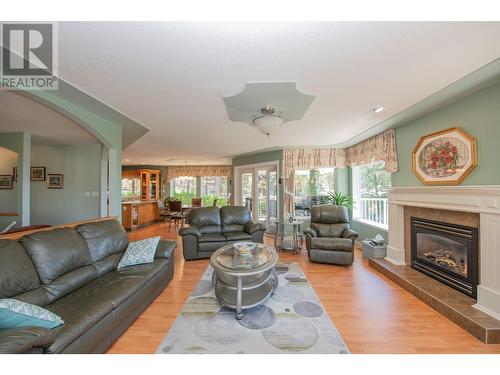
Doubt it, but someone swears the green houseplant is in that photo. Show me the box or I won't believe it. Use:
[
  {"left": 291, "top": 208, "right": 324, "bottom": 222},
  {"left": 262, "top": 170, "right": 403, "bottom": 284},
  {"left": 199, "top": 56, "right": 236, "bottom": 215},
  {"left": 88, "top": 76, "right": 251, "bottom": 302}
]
[{"left": 326, "top": 191, "right": 355, "bottom": 208}]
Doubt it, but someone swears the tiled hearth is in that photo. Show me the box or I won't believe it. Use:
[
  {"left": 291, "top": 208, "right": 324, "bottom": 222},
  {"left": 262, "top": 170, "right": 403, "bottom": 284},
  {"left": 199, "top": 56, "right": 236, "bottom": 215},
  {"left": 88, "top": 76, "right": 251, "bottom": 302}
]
[
  {"left": 370, "top": 186, "right": 500, "bottom": 343},
  {"left": 370, "top": 257, "right": 500, "bottom": 343}
]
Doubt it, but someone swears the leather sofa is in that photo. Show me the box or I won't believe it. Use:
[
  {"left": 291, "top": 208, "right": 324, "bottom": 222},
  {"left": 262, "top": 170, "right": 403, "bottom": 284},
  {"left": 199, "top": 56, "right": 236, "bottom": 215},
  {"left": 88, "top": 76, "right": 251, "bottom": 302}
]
[
  {"left": 0, "top": 219, "right": 176, "bottom": 354},
  {"left": 304, "top": 204, "right": 359, "bottom": 265},
  {"left": 179, "top": 206, "right": 266, "bottom": 260}
]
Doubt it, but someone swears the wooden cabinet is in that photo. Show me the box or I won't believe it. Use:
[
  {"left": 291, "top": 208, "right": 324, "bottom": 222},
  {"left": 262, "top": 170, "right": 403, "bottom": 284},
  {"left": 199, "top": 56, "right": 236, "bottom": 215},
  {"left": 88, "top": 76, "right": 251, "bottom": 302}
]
[
  {"left": 139, "top": 169, "right": 161, "bottom": 201},
  {"left": 122, "top": 201, "right": 159, "bottom": 231},
  {"left": 121, "top": 168, "right": 161, "bottom": 230}
]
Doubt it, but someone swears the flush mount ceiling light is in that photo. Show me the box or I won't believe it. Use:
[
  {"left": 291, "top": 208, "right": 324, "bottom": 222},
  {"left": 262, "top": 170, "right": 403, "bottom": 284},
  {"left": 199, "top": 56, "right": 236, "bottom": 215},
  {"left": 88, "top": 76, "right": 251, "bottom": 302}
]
[
  {"left": 251, "top": 107, "right": 284, "bottom": 136},
  {"left": 371, "top": 105, "right": 385, "bottom": 113},
  {"left": 223, "top": 82, "right": 315, "bottom": 137}
]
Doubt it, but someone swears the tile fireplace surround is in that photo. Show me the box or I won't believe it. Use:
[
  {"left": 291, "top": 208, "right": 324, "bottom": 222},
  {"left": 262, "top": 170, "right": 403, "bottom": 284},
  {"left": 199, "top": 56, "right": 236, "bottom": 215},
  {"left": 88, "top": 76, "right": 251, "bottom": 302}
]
[{"left": 384, "top": 186, "right": 500, "bottom": 324}]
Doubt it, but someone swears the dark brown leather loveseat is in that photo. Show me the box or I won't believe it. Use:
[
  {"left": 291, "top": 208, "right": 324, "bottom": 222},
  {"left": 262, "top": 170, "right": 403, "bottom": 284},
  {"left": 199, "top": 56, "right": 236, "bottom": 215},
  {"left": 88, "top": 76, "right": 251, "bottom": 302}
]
[
  {"left": 179, "top": 206, "right": 266, "bottom": 260},
  {"left": 0, "top": 219, "right": 176, "bottom": 354}
]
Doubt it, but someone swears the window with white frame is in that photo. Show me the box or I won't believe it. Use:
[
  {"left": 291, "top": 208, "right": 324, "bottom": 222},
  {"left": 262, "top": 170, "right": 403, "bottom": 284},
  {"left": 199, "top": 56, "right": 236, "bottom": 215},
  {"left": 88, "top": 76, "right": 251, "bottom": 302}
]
[
  {"left": 201, "top": 176, "right": 228, "bottom": 207},
  {"left": 352, "top": 161, "right": 391, "bottom": 229},
  {"left": 171, "top": 176, "right": 197, "bottom": 205},
  {"left": 294, "top": 168, "right": 335, "bottom": 217}
]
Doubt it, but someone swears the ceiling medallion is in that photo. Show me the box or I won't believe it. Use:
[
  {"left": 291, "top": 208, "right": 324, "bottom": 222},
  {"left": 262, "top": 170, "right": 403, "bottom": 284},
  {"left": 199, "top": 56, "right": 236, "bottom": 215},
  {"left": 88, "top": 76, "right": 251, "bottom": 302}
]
[{"left": 223, "top": 82, "right": 315, "bottom": 137}]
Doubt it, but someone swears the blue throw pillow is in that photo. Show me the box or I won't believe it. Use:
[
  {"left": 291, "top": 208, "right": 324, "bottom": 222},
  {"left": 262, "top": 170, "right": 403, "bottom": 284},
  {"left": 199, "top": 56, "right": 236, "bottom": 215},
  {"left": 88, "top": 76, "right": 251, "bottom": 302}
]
[
  {"left": 117, "top": 236, "right": 160, "bottom": 270},
  {"left": 0, "top": 299, "right": 64, "bottom": 329}
]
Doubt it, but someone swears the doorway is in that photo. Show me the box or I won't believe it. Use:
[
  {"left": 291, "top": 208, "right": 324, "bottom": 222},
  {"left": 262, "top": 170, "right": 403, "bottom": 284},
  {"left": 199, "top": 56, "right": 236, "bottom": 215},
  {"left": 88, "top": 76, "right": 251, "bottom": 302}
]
[{"left": 234, "top": 162, "right": 279, "bottom": 229}]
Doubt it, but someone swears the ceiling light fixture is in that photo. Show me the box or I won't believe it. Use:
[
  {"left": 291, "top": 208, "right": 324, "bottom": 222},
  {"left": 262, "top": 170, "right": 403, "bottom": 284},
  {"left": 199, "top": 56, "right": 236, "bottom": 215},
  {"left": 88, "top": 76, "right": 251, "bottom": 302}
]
[
  {"left": 371, "top": 105, "right": 384, "bottom": 113},
  {"left": 124, "top": 158, "right": 131, "bottom": 162},
  {"left": 252, "top": 107, "right": 284, "bottom": 136}
]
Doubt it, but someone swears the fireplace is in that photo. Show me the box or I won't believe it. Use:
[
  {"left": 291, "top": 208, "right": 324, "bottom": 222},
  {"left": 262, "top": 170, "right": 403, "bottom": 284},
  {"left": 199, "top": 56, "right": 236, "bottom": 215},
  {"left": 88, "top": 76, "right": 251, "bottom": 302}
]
[{"left": 411, "top": 217, "right": 478, "bottom": 298}]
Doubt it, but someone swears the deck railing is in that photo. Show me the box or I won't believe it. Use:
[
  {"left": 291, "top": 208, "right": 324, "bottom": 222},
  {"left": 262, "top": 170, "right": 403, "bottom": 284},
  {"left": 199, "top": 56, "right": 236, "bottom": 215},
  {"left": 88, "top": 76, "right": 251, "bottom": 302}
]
[{"left": 358, "top": 198, "right": 388, "bottom": 227}]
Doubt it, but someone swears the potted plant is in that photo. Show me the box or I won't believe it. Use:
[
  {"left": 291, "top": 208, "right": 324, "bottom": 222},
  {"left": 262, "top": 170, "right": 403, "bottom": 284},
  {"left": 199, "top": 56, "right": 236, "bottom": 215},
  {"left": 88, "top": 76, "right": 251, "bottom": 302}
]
[{"left": 326, "top": 191, "right": 355, "bottom": 208}]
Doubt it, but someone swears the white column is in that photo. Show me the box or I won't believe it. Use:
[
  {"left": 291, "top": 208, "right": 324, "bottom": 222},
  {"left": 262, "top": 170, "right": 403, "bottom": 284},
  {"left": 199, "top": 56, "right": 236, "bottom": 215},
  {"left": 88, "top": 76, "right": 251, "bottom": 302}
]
[
  {"left": 474, "top": 212, "right": 500, "bottom": 320},
  {"left": 107, "top": 148, "right": 121, "bottom": 220},
  {"left": 99, "top": 145, "right": 108, "bottom": 218},
  {"left": 386, "top": 202, "right": 406, "bottom": 265},
  {"left": 19, "top": 132, "right": 31, "bottom": 226}
]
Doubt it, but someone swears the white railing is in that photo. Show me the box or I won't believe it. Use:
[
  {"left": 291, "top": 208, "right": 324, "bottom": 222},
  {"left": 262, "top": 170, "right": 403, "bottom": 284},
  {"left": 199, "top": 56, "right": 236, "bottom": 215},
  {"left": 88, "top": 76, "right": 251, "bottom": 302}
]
[{"left": 358, "top": 198, "right": 388, "bottom": 227}]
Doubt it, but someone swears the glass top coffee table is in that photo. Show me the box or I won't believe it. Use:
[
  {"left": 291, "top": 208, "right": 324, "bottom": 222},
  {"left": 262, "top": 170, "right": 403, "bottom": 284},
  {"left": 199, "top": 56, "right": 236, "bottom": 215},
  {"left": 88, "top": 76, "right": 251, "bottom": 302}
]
[{"left": 210, "top": 242, "right": 279, "bottom": 320}]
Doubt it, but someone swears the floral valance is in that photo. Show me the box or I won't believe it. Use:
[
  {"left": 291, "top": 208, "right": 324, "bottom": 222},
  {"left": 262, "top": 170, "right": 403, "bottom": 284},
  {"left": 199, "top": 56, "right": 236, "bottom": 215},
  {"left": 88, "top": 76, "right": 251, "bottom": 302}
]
[
  {"left": 167, "top": 165, "right": 232, "bottom": 182},
  {"left": 283, "top": 129, "right": 398, "bottom": 177},
  {"left": 283, "top": 148, "right": 347, "bottom": 179},
  {"left": 345, "top": 129, "right": 398, "bottom": 172},
  {"left": 282, "top": 129, "right": 398, "bottom": 216}
]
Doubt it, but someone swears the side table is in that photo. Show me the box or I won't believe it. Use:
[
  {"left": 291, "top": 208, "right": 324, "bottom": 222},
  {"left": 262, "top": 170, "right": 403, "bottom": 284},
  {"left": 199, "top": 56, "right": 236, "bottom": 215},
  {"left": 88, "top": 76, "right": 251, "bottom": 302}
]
[{"left": 274, "top": 221, "right": 303, "bottom": 254}]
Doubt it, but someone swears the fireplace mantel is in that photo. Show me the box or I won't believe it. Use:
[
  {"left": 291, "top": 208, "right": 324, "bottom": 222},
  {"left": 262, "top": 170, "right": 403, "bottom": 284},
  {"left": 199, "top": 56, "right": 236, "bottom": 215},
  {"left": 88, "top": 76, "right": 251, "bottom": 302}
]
[{"left": 386, "top": 185, "right": 500, "bottom": 320}]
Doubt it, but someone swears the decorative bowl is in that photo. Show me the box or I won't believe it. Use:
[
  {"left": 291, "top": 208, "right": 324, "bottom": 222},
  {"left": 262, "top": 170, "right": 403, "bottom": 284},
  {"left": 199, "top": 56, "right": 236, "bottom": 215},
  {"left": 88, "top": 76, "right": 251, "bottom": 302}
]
[{"left": 234, "top": 241, "right": 256, "bottom": 256}]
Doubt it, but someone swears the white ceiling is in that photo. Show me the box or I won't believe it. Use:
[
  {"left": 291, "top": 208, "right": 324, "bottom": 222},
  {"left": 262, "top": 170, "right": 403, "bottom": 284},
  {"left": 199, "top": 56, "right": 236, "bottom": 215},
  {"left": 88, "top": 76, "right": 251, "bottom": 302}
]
[
  {"left": 51, "top": 22, "right": 500, "bottom": 164},
  {"left": 0, "top": 91, "right": 98, "bottom": 145}
]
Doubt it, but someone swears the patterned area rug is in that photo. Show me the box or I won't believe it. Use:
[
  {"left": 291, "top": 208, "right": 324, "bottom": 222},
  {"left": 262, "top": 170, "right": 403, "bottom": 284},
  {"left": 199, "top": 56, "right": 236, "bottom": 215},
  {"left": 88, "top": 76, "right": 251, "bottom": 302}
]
[{"left": 156, "top": 262, "right": 349, "bottom": 354}]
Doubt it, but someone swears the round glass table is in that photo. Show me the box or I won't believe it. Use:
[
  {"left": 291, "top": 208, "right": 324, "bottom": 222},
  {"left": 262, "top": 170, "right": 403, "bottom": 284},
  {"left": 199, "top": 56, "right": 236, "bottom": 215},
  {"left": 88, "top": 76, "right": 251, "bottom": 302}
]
[{"left": 210, "top": 242, "right": 279, "bottom": 320}]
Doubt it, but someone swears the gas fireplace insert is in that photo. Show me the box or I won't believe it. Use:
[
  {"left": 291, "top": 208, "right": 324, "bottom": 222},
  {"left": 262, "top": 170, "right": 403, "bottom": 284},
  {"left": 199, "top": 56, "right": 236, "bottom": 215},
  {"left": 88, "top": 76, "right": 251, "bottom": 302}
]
[{"left": 411, "top": 217, "right": 478, "bottom": 298}]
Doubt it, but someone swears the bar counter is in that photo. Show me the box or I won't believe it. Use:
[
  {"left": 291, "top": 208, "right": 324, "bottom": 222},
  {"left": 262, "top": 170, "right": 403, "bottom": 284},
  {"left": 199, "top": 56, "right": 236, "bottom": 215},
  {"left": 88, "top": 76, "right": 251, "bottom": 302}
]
[{"left": 121, "top": 200, "right": 159, "bottom": 230}]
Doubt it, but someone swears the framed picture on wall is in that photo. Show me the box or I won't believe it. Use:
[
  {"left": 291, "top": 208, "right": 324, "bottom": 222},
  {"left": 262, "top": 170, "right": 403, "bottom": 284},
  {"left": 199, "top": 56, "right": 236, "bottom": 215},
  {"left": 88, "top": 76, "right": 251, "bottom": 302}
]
[
  {"left": 412, "top": 127, "right": 477, "bottom": 185},
  {"left": 31, "top": 166, "right": 46, "bottom": 181},
  {"left": 0, "top": 175, "right": 13, "bottom": 189},
  {"left": 47, "top": 174, "right": 64, "bottom": 189},
  {"left": 13, "top": 167, "right": 18, "bottom": 182}
]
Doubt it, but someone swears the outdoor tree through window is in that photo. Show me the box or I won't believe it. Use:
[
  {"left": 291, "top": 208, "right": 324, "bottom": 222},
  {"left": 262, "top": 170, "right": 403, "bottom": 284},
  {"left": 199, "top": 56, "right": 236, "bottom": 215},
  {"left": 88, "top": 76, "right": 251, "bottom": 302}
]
[{"left": 352, "top": 161, "right": 391, "bottom": 228}]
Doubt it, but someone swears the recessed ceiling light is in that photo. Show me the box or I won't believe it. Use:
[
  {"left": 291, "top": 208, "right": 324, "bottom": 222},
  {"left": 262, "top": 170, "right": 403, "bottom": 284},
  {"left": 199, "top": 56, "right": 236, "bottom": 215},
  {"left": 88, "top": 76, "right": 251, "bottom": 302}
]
[
  {"left": 124, "top": 159, "right": 131, "bottom": 162},
  {"left": 141, "top": 163, "right": 146, "bottom": 165},
  {"left": 371, "top": 105, "right": 384, "bottom": 113}
]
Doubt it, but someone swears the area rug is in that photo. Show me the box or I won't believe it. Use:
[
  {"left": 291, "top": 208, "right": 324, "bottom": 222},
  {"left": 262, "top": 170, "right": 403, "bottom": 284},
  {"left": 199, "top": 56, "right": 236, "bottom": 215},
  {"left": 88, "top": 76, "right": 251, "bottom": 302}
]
[{"left": 155, "top": 262, "right": 349, "bottom": 354}]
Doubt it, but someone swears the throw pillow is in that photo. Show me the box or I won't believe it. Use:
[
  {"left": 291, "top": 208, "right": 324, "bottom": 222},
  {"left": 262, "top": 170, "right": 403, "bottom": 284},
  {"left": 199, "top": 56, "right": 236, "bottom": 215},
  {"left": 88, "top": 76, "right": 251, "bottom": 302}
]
[
  {"left": 0, "top": 299, "right": 64, "bottom": 329},
  {"left": 117, "top": 236, "right": 160, "bottom": 270}
]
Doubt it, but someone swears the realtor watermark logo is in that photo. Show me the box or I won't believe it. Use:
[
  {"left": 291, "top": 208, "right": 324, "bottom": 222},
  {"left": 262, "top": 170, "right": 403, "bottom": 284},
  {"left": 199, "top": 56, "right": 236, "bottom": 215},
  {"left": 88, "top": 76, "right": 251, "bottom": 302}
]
[{"left": 0, "top": 22, "right": 58, "bottom": 90}]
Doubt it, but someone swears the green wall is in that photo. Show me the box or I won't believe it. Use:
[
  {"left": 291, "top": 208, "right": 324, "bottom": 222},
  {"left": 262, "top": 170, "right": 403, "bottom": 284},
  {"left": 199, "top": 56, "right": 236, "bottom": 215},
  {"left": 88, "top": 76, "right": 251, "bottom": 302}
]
[
  {"left": 26, "top": 90, "right": 123, "bottom": 219},
  {"left": 392, "top": 81, "right": 500, "bottom": 187},
  {"left": 30, "top": 143, "right": 102, "bottom": 225},
  {"left": 232, "top": 150, "right": 283, "bottom": 167},
  {"left": 339, "top": 80, "right": 500, "bottom": 242}
]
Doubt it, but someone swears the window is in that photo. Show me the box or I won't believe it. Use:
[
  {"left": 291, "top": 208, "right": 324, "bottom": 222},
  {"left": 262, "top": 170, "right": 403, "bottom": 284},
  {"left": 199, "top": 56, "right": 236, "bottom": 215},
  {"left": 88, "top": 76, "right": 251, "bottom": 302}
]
[
  {"left": 171, "top": 176, "right": 197, "bottom": 205},
  {"left": 201, "top": 176, "right": 228, "bottom": 207},
  {"left": 121, "top": 177, "right": 140, "bottom": 200},
  {"left": 241, "top": 172, "right": 253, "bottom": 207},
  {"left": 294, "top": 168, "right": 335, "bottom": 217},
  {"left": 352, "top": 160, "right": 391, "bottom": 229}
]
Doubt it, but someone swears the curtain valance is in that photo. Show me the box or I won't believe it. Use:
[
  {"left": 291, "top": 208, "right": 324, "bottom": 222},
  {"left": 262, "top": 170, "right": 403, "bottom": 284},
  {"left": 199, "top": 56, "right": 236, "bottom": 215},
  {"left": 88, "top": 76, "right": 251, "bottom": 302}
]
[
  {"left": 167, "top": 165, "right": 232, "bottom": 182},
  {"left": 344, "top": 129, "right": 398, "bottom": 172},
  {"left": 283, "top": 129, "right": 398, "bottom": 176},
  {"left": 282, "top": 129, "right": 398, "bottom": 216}
]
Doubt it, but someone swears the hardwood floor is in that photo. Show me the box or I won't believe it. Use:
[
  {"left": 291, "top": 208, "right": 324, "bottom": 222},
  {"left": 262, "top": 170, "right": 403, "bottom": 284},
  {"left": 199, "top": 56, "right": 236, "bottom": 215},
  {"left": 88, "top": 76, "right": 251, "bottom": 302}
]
[{"left": 107, "top": 224, "right": 500, "bottom": 354}]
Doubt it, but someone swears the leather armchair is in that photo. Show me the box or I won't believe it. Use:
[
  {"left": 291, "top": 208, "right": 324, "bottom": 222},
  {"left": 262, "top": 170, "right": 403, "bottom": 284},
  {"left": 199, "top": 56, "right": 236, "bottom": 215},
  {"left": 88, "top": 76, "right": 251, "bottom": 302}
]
[
  {"left": 303, "top": 204, "right": 358, "bottom": 265},
  {"left": 180, "top": 206, "right": 266, "bottom": 260}
]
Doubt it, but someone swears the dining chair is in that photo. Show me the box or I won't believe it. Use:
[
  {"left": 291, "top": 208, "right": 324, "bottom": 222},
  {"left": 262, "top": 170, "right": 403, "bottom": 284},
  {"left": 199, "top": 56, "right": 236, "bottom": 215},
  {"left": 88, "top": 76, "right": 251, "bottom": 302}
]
[
  {"left": 157, "top": 199, "right": 171, "bottom": 227},
  {"left": 168, "top": 200, "right": 186, "bottom": 229}
]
